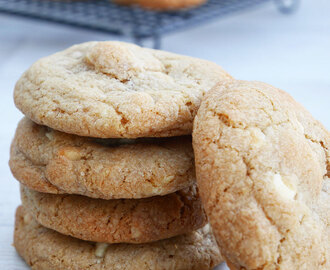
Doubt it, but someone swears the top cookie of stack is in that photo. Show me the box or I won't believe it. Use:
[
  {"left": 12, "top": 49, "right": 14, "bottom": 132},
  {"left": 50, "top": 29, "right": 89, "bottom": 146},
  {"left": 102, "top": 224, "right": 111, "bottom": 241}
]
[{"left": 14, "top": 41, "right": 232, "bottom": 138}]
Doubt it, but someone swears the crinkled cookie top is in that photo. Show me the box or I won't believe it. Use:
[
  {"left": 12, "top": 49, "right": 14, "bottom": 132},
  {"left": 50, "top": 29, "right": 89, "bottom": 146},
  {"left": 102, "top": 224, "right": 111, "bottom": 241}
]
[
  {"left": 14, "top": 41, "right": 232, "bottom": 138},
  {"left": 193, "top": 80, "right": 329, "bottom": 270}
]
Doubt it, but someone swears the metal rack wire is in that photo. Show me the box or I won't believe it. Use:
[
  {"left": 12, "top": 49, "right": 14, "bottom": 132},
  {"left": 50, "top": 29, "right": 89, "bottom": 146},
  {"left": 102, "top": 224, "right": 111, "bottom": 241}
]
[{"left": 0, "top": 0, "right": 299, "bottom": 48}]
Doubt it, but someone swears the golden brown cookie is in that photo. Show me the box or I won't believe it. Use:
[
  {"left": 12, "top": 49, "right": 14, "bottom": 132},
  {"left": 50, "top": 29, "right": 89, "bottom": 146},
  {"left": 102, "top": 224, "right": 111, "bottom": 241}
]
[
  {"left": 20, "top": 184, "right": 206, "bottom": 243},
  {"left": 10, "top": 117, "right": 195, "bottom": 199},
  {"left": 14, "top": 206, "right": 222, "bottom": 270},
  {"left": 14, "top": 41, "right": 232, "bottom": 138},
  {"left": 113, "top": 0, "right": 206, "bottom": 10},
  {"left": 193, "top": 81, "right": 330, "bottom": 269}
]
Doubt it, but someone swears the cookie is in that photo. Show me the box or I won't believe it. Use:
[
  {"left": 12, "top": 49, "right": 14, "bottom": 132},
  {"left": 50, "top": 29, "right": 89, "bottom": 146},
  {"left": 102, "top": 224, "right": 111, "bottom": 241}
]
[
  {"left": 14, "top": 41, "right": 232, "bottom": 138},
  {"left": 193, "top": 81, "right": 329, "bottom": 269},
  {"left": 113, "top": 0, "right": 206, "bottom": 10},
  {"left": 10, "top": 117, "right": 195, "bottom": 199},
  {"left": 20, "top": 184, "right": 206, "bottom": 243},
  {"left": 14, "top": 206, "right": 222, "bottom": 270}
]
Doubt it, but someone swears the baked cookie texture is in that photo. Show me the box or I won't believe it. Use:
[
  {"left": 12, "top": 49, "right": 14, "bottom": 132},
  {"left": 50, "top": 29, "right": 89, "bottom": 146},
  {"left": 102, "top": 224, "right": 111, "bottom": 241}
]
[
  {"left": 14, "top": 41, "right": 232, "bottom": 138},
  {"left": 193, "top": 81, "right": 330, "bottom": 269},
  {"left": 113, "top": 0, "right": 206, "bottom": 10},
  {"left": 14, "top": 206, "right": 222, "bottom": 270},
  {"left": 20, "top": 184, "right": 206, "bottom": 243},
  {"left": 10, "top": 117, "right": 195, "bottom": 199}
]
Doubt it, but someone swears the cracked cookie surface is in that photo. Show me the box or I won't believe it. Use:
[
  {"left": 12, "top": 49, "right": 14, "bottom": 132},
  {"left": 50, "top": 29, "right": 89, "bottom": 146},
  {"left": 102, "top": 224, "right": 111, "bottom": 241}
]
[
  {"left": 14, "top": 41, "right": 232, "bottom": 138},
  {"left": 14, "top": 206, "right": 222, "bottom": 270},
  {"left": 10, "top": 118, "right": 195, "bottom": 199},
  {"left": 193, "top": 81, "right": 329, "bottom": 269},
  {"left": 20, "top": 184, "right": 206, "bottom": 243}
]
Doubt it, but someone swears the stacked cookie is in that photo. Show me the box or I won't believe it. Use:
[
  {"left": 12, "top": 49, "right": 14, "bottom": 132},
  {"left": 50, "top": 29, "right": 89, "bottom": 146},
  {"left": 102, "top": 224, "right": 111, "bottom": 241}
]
[{"left": 10, "top": 41, "right": 232, "bottom": 269}]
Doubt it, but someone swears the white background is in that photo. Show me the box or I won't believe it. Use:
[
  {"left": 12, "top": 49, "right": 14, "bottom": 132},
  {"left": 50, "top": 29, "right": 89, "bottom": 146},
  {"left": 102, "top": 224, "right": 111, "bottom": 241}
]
[{"left": 0, "top": 0, "right": 329, "bottom": 269}]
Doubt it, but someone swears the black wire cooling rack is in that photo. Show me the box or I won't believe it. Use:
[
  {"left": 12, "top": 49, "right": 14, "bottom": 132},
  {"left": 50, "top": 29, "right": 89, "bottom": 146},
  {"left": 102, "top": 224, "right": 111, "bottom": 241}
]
[{"left": 0, "top": 0, "right": 299, "bottom": 48}]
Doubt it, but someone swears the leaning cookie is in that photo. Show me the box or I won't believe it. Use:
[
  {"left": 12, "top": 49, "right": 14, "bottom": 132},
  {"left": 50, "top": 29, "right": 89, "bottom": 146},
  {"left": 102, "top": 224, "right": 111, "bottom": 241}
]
[
  {"left": 193, "top": 81, "right": 329, "bottom": 269},
  {"left": 10, "top": 117, "right": 195, "bottom": 199},
  {"left": 14, "top": 41, "right": 232, "bottom": 138},
  {"left": 14, "top": 206, "right": 222, "bottom": 270},
  {"left": 20, "top": 184, "right": 206, "bottom": 243},
  {"left": 113, "top": 0, "right": 206, "bottom": 10}
]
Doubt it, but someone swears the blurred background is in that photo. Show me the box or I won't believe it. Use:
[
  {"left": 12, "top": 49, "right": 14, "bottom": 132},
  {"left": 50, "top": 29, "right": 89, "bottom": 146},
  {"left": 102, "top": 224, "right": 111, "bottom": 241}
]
[{"left": 0, "top": 0, "right": 329, "bottom": 269}]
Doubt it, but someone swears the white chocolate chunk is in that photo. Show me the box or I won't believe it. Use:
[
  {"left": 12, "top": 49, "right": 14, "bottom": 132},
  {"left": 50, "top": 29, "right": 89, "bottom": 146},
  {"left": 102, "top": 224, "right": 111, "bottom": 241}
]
[
  {"left": 95, "top": 243, "right": 109, "bottom": 258},
  {"left": 23, "top": 213, "right": 32, "bottom": 224},
  {"left": 45, "top": 132, "right": 53, "bottom": 140},
  {"left": 273, "top": 173, "right": 296, "bottom": 200},
  {"left": 131, "top": 227, "right": 142, "bottom": 238},
  {"left": 248, "top": 127, "right": 266, "bottom": 147},
  {"left": 163, "top": 175, "right": 175, "bottom": 183}
]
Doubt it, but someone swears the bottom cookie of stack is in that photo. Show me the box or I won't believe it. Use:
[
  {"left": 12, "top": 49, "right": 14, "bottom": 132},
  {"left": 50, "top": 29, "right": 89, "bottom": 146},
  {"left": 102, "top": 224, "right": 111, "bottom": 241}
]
[{"left": 14, "top": 206, "right": 222, "bottom": 270}]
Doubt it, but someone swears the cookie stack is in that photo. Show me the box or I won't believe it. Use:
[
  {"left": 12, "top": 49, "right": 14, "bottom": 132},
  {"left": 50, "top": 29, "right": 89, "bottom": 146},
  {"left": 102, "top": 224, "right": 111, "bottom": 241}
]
[{"left": 10, "top": 41, "right": 232, "bottom": 269}]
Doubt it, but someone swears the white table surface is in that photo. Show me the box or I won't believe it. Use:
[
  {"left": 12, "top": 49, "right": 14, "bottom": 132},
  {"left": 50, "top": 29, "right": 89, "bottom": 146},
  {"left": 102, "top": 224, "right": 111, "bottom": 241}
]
[{"left": 0, "top": 0, "right": 329, "bottom": 269}]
